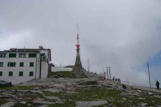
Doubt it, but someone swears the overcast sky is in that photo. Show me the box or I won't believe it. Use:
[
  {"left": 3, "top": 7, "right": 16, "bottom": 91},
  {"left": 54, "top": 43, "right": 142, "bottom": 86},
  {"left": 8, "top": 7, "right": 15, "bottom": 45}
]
[{"left": 1, "top": 0, "right": 161, "bottom": 86}]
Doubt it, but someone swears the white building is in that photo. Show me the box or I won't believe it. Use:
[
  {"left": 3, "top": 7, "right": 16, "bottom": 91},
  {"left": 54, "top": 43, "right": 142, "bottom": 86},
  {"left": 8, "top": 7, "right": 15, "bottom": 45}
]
[
  {"left": 51, "top": 66, "right": 73, "bottom": 72},
  {"left": 0, "top": 47, "right": 51, "bottom": 84}
]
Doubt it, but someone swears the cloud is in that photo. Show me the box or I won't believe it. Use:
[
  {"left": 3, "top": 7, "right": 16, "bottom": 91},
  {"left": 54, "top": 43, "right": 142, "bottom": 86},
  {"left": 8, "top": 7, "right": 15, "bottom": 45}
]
[
  {"left": 0, "top": 0, "right": 161, "bottom": 86},
  {"left": 0, "top": 31, "right": 35, "bottom": 49}
]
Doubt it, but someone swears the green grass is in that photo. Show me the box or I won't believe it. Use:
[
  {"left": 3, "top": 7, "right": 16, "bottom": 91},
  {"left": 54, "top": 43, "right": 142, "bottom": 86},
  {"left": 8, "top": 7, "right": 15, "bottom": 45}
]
[
  {"left": 0, "top": 99, "right": 8, "bottom": 105},
  {"left": 45, "top": 87, "right": 132, "bottom": 106},
  {"left": 49, "top": 87, "right": 121, "bottom": 101},
  {"left": 1, "top": 84, "right": 161, "bottom": 107},
  {"left": 73, "top": 87, "right": 121, "bottom": 101},
  {"left": 43, "top": 91, "right": 56, "bottom": 96},
  {"left": 43, "top": 87, "right": 161, "bottom": 106},
  {"left": 112, "top": 100, "right": 129, "bottom": 107},
  {"left": 0, "top": 86, "right": 35, "bottom": 90},
  {"left": 49, "top": 71, "right": 74, "bottom": 78},
  {"left": 123, "top": 92, "right": 161, "bottom": 106},
  {"left": 147, "top": 96, "right": 161, "bottom": 105},
  {"left": 23, "top": 91, "right": 44, "bottom": 102},
  {"left": 13, "top": 103, "right": 37, "bottom": 107},
  {"left": 93, "top": 104, "right": 108, "bottom": 107},
  {"left": 48, "top": 100, "right": 75, "bottom": 107},
  {"left": 78, "top": 81, "right": 98, "bottom": 85}
]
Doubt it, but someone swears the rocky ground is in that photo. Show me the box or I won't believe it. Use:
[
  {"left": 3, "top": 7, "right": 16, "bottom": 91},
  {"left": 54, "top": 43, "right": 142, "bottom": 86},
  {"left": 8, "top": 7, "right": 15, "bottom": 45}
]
[{"left": 0, "top": 77, "right": 161, "bottom": 107}]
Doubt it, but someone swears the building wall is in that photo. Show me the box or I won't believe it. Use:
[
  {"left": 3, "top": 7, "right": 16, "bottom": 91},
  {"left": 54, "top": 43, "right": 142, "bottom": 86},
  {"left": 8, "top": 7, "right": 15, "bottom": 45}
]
[
  {"left": 41, "top": 61, "right": 48, "bottom": 78},
  {"left": 0, "top": 51, "right": 49, "bottom": 84}
]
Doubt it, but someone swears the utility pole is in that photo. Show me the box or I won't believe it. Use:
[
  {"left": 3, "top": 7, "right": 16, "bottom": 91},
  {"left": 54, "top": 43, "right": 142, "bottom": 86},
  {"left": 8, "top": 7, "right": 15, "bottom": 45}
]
[
  {"left": 40, "top": 54, "right": 42, "bottom": 79},
  {"left": 147, "top": 63, "right": 151, "bottom": 88},
  {"left": 106, "top": 67, "right": 109, "bottom": 79},
  {"left": 109, "top": 67, "right": 111, "bottom": 79},
  {"left": 87, "top": 59, "right": 90, "bottom": 72},
  {"left": 106, "top": 67, "right": 111, "bottom": 79}
]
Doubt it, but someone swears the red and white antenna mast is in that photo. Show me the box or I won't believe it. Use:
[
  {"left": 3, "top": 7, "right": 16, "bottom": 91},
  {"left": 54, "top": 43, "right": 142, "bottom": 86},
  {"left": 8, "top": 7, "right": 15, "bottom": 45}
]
[
  {"left": 76, "top": 33, "right": 80, "bottom": 49},
  {"left": 73, "top": 24, "right": 87, "bottom": 78},
  {"left": 76, "top": 24, "right": 80, "bottom": 50}
]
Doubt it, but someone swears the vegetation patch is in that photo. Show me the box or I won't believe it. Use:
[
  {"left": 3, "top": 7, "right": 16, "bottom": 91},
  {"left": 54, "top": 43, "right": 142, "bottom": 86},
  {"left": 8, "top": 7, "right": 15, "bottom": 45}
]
[
  {"left": 48, "top": 100, "right": 75, "bottom": 107},
  {"left": 0, "top": 99, "right": 8, "bottom": 106},
  {"left": 78, "top": 81, "right": 98, "bottom": 85},
  {"left": 111, "top": 100, "right": 129, "bottom": 107},
  {"left": 23, "top": 91, "right": 44, "bottom": 102},
  {"left": 48, "top": 71, "right": 74, "bottom": 78},
  {"left": 51, "top": 87, "right": 121, "bottom": 101},
  {"left": 13, "top": 103, "right": 37, "bottom": 107},
  {"left": 93, "top": 104, "right": 109, "bottom": 107},
  {"left": 49, "top": 87, "right": 131, "bottom": 106},
  {"left": 0, "top": 86, "right": 35, "bottom": 90},
  {"left": 74, "top": 87, "right": 121, "bottom": 101},
  {"left": 126, "top": 96, "right": 161, "bottom": 106},
  {"left": 120, "top": 92, "right": 161, "bottom": 106},
  {"left": 43, "top": 91, "right": 56, "bottom": 96}
]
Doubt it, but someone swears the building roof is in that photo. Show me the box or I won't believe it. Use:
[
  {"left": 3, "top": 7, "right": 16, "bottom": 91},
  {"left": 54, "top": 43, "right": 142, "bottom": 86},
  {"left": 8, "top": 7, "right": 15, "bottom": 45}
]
[
  {"left": 0, "top": 47, "right": 52, "bottom": 61},
  {"left": 65, "top": 65, "right": 74, "bottom": 68}
]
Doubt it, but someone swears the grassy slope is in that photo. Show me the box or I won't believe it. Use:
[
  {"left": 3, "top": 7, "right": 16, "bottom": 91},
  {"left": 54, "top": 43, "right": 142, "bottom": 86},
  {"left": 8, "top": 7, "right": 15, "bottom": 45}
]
[{"left": 48, "top": 71, "right": 74, "bottom": 78}]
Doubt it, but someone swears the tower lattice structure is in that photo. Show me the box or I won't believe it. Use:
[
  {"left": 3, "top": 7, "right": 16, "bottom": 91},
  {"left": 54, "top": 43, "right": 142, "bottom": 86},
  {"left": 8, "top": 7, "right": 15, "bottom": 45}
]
[{"left": 72, "top": 33, "right": 87, "bottom": 78}]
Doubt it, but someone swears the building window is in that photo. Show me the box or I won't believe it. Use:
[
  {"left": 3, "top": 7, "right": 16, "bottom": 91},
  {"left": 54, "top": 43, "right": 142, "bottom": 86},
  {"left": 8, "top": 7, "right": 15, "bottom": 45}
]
[
  {"left": 29, "top": 53, "right": 36, "bottom": 58},
  {"left": 0, "top": 62, "right": 4, "bottom": 67},
  {"left": 9, "top": 71, "right": 13, "bottom": 76},
  {"left": 19, "top": 71, "right": 23, "bottom": 76},
  {"left": 29, "top": 71, "right": 34, "bottom": 76},
  {"left": 8, "top": 62, "right": 16, "bottom": 67},
  {"left": 19, "top": 53, "right": 26, "bottom": 58},
  {"left": 19, "top": 62, "right": 24, "bottom": 67},
  {"left": 9, "top": 53, "right": 16, "bottom": 58},
  {"left": 0, "top": 71, "right": 2, "bottom": 76},
  {"left": 0, "top": 53, "right": 6, "bottom": 58},
  {"left": 30, "top": 62, "right": 34, "bottom": 67}
]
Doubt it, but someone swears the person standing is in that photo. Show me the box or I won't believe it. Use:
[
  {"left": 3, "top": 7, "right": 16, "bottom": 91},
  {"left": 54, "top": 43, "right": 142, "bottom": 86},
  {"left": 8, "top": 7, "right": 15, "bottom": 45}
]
[{"left": 156, "top": 80, "right": 160, "bottom": 90}]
